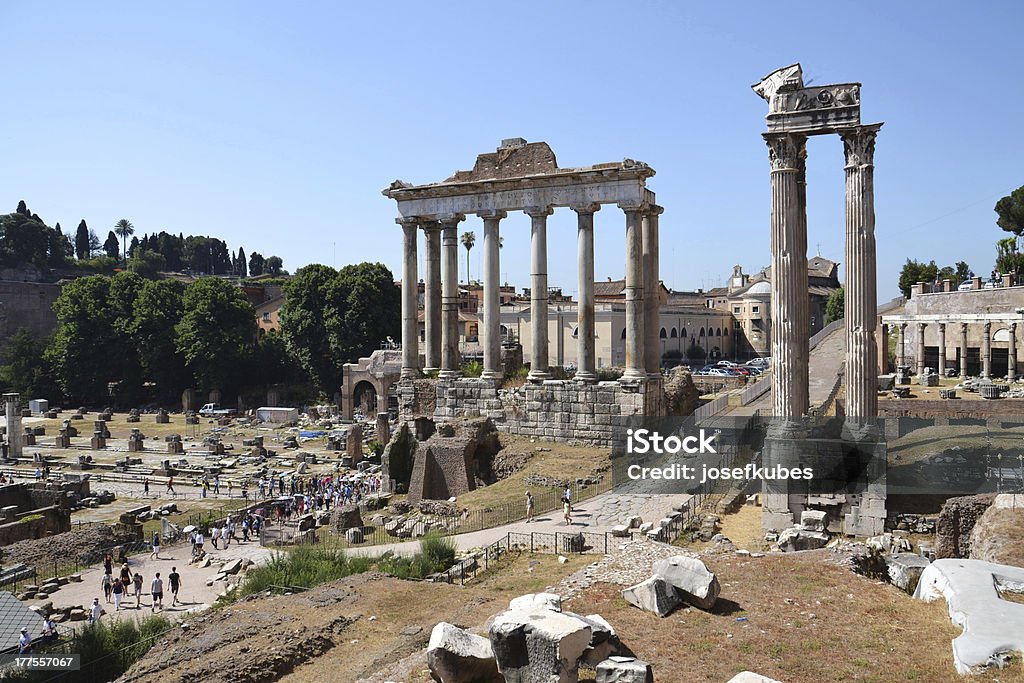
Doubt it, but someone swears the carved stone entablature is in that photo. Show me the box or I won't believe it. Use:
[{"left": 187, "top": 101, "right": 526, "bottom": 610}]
[
  {"left": 754, "top": 64, "right": 861, "bottom": 135},
  {"left": 841, "top": 124, "right": 882, "bottom": 168},
  {"left": 764, "top": 133, "right": 807, "bottom": 172}
]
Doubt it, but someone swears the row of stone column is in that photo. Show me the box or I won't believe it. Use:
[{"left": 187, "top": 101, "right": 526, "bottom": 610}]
[
  {"left": 764, "top": 124, "right": 880, "bottom": 422},
  {"left": 400, "top": 204, "right": 663, "bottom": 383},
  {"left": 887, "top": 320, "right": 1018, "bottom": 380}
]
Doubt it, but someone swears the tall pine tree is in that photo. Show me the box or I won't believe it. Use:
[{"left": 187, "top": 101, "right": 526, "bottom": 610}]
[{"left": 75, "top": 220, "right": 90, "bottom": 259}]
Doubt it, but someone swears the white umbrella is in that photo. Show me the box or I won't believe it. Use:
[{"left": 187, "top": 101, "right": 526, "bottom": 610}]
[{"left": 181, "top": 525, "right": 197, "bottom": 534}]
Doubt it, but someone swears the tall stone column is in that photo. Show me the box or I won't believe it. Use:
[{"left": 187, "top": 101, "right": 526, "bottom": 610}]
[
  {"left": 938, "top": 323, "right": 947, "bottom": 376},
  {"left": 4, "top": 393, "right": 21, "bottom": 459},
  {"left": 479, "top": 210, "right": 506, "bottom": 380},
  {"left": 440, "top": 215, "right": 464, "bottom": 379},
  {"left": 916, "top": 323, "right": 927, "bottom": 377},
  {"left": 960, "top": 322, "right": 969, "bottom": 379},
  {"left": 765, "top": 133, "right": 809, "bottom": 418},
  {"left": 841, "top": 125, "right": 881, "bottom": 421},
  {"left": 879, "top": 323, "right": 890, "bottom": 374},
  {"left": 422, "top": 221, "right": 442, "bottom": 373},
  {"left": 643, "top": 206, "right": 664, "bottom": 377},
  {"left": 982, "top": 321, "right": 992, "bottom": 379},
  {"left": 398, "top": 217, "right": 420, "bottom": 378},
  {"left": 897, "top": 323, "right": 907, "bottom": 369},
  {"left": 620, "top": 203, "right": 647, "bottom": 381},
  {"left": 574, "top": 204, "right": 600, "bottom": 383},
  {"left": 526, "top": 207, "right": 553, "bottom": 381},
  {"left": 1010, "top": 322, "right": 1018, "bottom": 380}
]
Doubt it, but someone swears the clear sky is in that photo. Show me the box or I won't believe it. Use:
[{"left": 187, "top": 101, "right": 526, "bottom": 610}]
[{"left": 4, "top": 2, "right": 1023, "bottom": 301}]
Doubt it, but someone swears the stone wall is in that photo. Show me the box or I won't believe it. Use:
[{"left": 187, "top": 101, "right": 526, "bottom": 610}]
[
  {"left": 935, "top": 493, "right": 996, "bottom": 559},
  {"left": 0, "top": 506, "right": 70, "bottom": 545},
  {"left": 0, "top": 281, "right": 61, "bottom": 343},
  {"left": 400, "top": 377, "right": 665, "bottom": 448}
]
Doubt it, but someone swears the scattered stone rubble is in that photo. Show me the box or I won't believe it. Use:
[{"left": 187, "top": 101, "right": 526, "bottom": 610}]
[
  {"left": 621, "top": 555, "right": 720, "bottom": 617},
  {"left": 425, "top": 591, "right": 652, "bottom": 683},
  {"left": 770, "top": 509, "right": 830, "bottom": 552}
]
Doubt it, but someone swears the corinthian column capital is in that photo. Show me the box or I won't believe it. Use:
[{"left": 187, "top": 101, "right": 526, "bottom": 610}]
[
  {"left": 524, "top": 206, "right": 553, "bottom": 218},
  {"left": 841, "top": 123, "right": 882, "bottom": 168},
  {"left": 763, "top": 133, "right": 806, "bottom": 172}
]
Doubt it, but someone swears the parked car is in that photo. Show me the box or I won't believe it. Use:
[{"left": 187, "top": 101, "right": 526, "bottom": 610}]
[
  {"left": 731, "top": 367, "right": 751, "bottom": 376},
  {"left": 716, "top": 360, "right": 739, "bottom": 368},
  {"left": 957, "top": 281, "right": 973, "bottom": 292}
]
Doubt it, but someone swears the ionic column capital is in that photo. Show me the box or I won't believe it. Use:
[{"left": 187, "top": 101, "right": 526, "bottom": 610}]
[
  {"left": 476, "top": 210, "right": 506, "bottom": 221},
  {"left": 645, "top": 204, "right": 665, "bottom": 217},
  {"left": 763, "top": 132, "right": 807, "bottom": 172},
  {"left": 840, "top": 124, "right": 883, "bottom": 168},
  {"left": 983, "top": 321, "right": 992, "bottom": 333},
  {"left": 571, "top": 203, "right": 601, "bottom": 216},
  {"left": 396, "top": 216, "right": 421, "bottom": 228},
  {"left": 617, "top": 200, "right": 649, "bottom": 214},
  {"left": 524, "top": 206, "right": 553, "bottom": 218}
]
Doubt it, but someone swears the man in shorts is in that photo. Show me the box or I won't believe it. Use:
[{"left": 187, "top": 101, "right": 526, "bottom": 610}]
[
  {"left": 151, "top": 572, "right": 163, "bottom": 612},
  {"left": 168, "top": 567, "right": 181, "bottom": 606}
]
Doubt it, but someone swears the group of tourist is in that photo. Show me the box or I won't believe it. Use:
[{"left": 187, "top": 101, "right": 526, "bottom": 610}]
[{"left": 93, "top": 562, "right": 181, "bottom": 621}]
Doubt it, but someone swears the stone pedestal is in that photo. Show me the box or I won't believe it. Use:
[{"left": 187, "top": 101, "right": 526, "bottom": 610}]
[
  {"left": 4, "top": 394, "right": 21, "bottom": 460},
  {"left": 22, "top": 427, "right": 35, "bottom": 447},
  {"left": 91, "top": 433, "right": 106, "bottom": 450},
  {"left": 154, "top": 409, "right": 170, "bottom": 424},
  {"left": 55, "top": 431, "right": 70, "bottom": 449}
]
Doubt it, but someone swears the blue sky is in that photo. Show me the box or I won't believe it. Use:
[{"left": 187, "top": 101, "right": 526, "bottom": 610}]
[{"left": 3, "top": 2, "right": 1023, "bottom": 301}]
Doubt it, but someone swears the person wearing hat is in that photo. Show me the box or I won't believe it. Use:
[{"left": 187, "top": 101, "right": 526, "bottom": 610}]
[
  {"left": 18, "top": 628, "right": 31, "bottom": 654},
  {"left": 89, "top": 597, "right": 102, "bottom": 625}
]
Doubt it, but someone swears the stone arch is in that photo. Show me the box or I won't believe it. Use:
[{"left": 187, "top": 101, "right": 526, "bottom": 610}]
[
  {"left": 716, "top": 327, "right": 722, "bottom": 337},
  {"left": 352, "top": 380, "right": 380, "bottom": 418},
  {"left": 681, "top": 328, "right": 687, "bottom": 338},
  {"left": 699, "top": 327, "right": 706, "bottom": 337},
  {"left": 659, "top": 328, "right": 667, "bottom": 339},
  {"left": 670, "top": 328, "right": 678, "bottom": 338},
  {"left": 572, "top": 326, "right": 579, "bottom": 338},
  {"left": 621, "top": 328, "right": 627, "bottom": 340}
]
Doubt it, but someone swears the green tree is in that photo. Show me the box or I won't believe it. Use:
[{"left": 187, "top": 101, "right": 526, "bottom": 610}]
[
  {"left": 175, "top": 277, "right": 255, "bottom": 393},
  {"left": 265, "top": 255, "right": 284, "bottom": 276},
  {"left": 114, "top": 219, "right": 135, "bottom": 266},
  {"left": 897, "top": 259, "right": 939, "bottom": 297},
  {"left": 0, "top": 209, "right": 51, "bottom": 270},
  {"left": 248, "top": 251, "right": 265, "bottom": 277},
  {"left": 995, "top": 237, "right": 1024, "bottom": 283},
  {"left": 995, "top": 185, "right": 1024, "bottom": 236},
  {"left": 825, "top": 287, "right": 844, "bottom": 324},
  {"left": 0, "top": 328, "right": 60, "bottom": 398},
  {"left": 236, "top": 247, "right": 246, "bottom": 277},
  {"left": 127, "top": 249, "right": 167, "bottom": 279},
  {"left": 75, "top": 220, "right": 90, "bottom": 259},
  {"left": 280, "top": 262, "right": 400, "bottom": 394},
  {"left": 129, "top": 279, "right": 189, "bottom": 401},
  {"left": 103, "top": 231, "right": 120, "bottom": 260},
  {"left": 955, "top": 261, "right": 972, "bottom": 285},
  {"left": 460, "top": 231, "right": 475, "bottom": 284}
]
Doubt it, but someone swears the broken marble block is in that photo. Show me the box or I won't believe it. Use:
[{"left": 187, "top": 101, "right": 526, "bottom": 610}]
[
  {"left": 489, "top": 608, "right": 592, "bottom": 683},
  {"left": 595, "top": 656, "right": 654, "bottom": 683},
  {"left": 621, "top": 576, "right": 681, "bottom": 618},
  {"left": 426, "top": 622, "right": 499, "bottom": 683},
  {"left": 652, "top": 555, "right": 720, "bottom": 610}
]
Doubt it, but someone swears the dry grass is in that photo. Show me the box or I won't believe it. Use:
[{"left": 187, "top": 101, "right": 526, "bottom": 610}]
[
  {"left": 566, "top": 551, "right": 1024, "bottom": 683},
  {"left": 454, "top": 434, "right": 612, "bottom": 514}
]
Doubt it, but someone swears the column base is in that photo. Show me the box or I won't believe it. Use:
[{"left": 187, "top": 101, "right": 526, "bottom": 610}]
[
  {"left": 621, "top": 368, "right": 646, "bottom": 381},
  {"left": 423, "top": 366, "right": 439, "bottom": 374},
  {"left": 575, "top": 371, "right": 598, "bottom": 384},
  {"left": 480, "top": 370, "right": 502, "bottom": 380},
  {"left": 438, "top": 370, "right": 462, "bottom": 380},
  {"left": 400, "top": 368, "right": 420, "bottom": 380},
  {"left": 527, "top": 371, "right": 550, "bottom": 383}
]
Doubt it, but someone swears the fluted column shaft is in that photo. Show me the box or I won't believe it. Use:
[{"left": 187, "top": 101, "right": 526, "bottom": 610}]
[
  {"left": 897, "top": 323, "right": 907, "bottom": 369},
  {"left": 765, "top": 133, "right": 809, "bottom": 418},
  {"left": 841, "top": 125, "right": 881, "bottom": 421},
  {"left": 938, "top": 323, "right": 947, "bottom": 376},
  {"left": 960, "top": 323, "right": 969, "bottom": 378},
  {"left": 1010, "top": 323, "right": 1018, "bottom": 380},
  {"left": 422, "top": 222, "right": 442, "bottom": 372},
  {"left": 982, "top": 322, "right": 992, "bottom": 379},
  {"left": 643, "top": 207, "right": 663, "bottom": 376},
  {"left": 622, "top": 205, "right": 646, "bottom": 380},
  {"left": 879, "top": 323, "right": 890, "bottom": 374},
  {"left": 527, "top": 207, "right": 553, "bottom": 381},
  {"left": 575, "top": 205, "right": 599, "bottom": 383},
  {"left": 399, "top": 218, "right": 420, "bottom": 378},
  {"left": 916, "top": 323, "right": 927, "bottom": 377},
  {"left": 440, "top": 215, "right": 464, "bottom": 378},
  {"left": 480, "top": 210, "right": 505, "bottom": 380}
]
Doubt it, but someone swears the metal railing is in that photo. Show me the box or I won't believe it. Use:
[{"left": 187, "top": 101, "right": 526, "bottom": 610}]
[
  {"left": 809, "top": 318, "right": 844, "bottom": 350},
  {"left": 694, "top": 395, "right": 730, "bottom": 422}
]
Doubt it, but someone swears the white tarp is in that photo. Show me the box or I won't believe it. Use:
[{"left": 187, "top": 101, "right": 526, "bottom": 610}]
[{"left": 256, "top": 406, "right": 299, "bottom": 424}]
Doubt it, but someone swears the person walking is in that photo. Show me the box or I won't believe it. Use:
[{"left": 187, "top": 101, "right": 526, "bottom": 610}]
[
  {"left": 119, "top": 562, "right": 131, "bottom": 588},
  {"left": 111, "top": 577, "right": 124, "bottom": 611},
  {"left": 168, "top": 567, "right": 181, "bottom": 606},
  {"left": 101, "top": 572, "right": 112, "bottom": 603},
  {"left": 563, "top": 496, "right": 573, "bottom": 526},
  {"left": 41, "top": 616, "right": 56, "bottom": 643},
  {"left": 151, "top": 573, "right": 163, "bottom": 612},
  {"left": 143, "top": 478, "right": 150, "bottom": 496},
  {"left": 89, "top": 598, "right": 102, "bottom": 625},
  {"left": 151, "top": 531, "right": 161, "bottom": 559},
  {"left": 210, "top": 525, "right": 220, "bottom": 549},
  {"left": 18, "top": 628, "right": 31, "bottom": 654},
  {"left": 166, "top": 476, "right": 175, "bottom": 494},
  {"left": 525, "top": 491, "right": 535, "bottom": 523},
  {"left": 132, "top": 572, "right": 144, "bottom": 609}
]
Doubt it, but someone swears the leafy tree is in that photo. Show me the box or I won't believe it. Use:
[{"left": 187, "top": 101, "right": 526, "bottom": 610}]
[
  {"left": 175, "top": 277, "right": 255, "bottom": 393},
  {"left": 995, "top": 237, "right": 1024, "bottom": 283},
  {"left": 460, "top": 231, "right": 475, "bottom": 284},
  {"left": 46, "top": 274, "right": 139, "bottom": 403},
  {"left": 825, "top": 287, "right": 844, "bottom": 324},
  {"left": 127, "top": 249, "right": 166, "bottom": 279},
  {"left": 897, "top": 259, "right": 939, "bottom": 297},
  {"left": 954, "top": 261, "right": 973, "bottom": 285},
  {"left": 15, "top": 200, "right": 28, "bottom": 216},
  {"left": 114, "top": 219, "right": 135, "bottom": 265},
  {"left": 265, "top": 255, "right": 284, "bottom": 276},
  {"left": 248, "top": 251, "right": 265, "bottom": 277},
  {"left": 995, "top": 185, "right": 1024, "bottom": 236},
  {"left": 88, "top": 229, "right": 101, "bottom": 256},
  {"left": 128, "top": 235, "right": 140, "bottom": 259},
  {"left": 103, "top": 231, "right": 120, "bottom": 260},
  {"left": 75, "top": 220, "right": 90, "bottom": 260},
  {"left": 0, "top": 328, "right": 60, "bottom": 398},
  {"left": 685, "top": 342, "right": 707, "bottom": 361},
  {"left": 0, "top": 209, "right": 52, "bottom": 270},
  {"left": 280, "top": 262, "right": 400, "bottom": 394},
  {"left": 48, "top": 222, "right": 72, "bottom": 266},
  {"left": 129, "top": 279, "right": 189, "bottom": 401}
]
